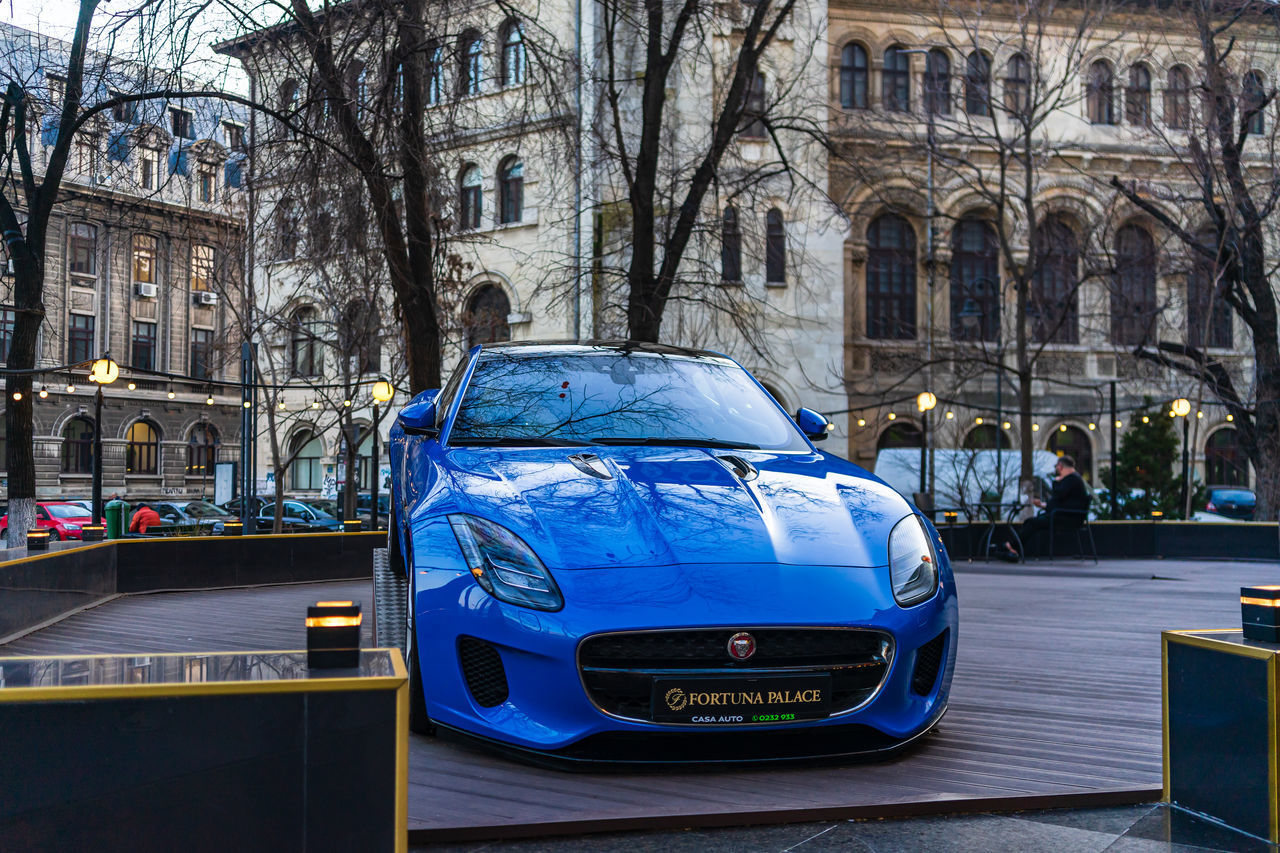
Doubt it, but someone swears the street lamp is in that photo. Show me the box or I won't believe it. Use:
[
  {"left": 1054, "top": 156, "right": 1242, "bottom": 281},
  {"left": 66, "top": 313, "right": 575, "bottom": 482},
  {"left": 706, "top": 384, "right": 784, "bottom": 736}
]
[
  {"left": 916, "top": 391, "right": 937, "bottom": 497},
  {"left": 88, "top": 355, "right": 119, "bottom": 523},
  {"left": 1173, "top": 398, "right": 1192, "bottom": 518},
  {"left": 370, "top": 378, "right": 395, "bottom": 531}
]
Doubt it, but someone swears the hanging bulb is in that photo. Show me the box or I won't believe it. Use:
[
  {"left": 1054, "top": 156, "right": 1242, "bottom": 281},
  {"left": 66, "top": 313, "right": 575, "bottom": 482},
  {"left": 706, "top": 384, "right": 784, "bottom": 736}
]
[
  {"left": 167, "top": 385, "right": 176, "bottom": 399},
  {"left": 206, "top": 394, "right": 215, "bottom": 405},
  {"left": 887, "top": 412, "right": 897, "bottom": 421},
  {"left": 243, "top": 400, "right": 252, "bottom": 409},
  {"left": 1227, "top": 414, "right": 1234, "bottom": 422},
  {"left": 278, "top": 399, "right": 287, "bottom": 410},
  {"left": 38, "top": 385, "right": 48, "bottom": 399},
  {"left": 343, "top": 399, "right": 352, "bottom": 407},
  {"left": 66, "top": 383, "right": 76, "bottom": 393},
  {"left": 1032, "top": 423, "right": 1040, "bottom": 432},
  {"left": 1088, "top": 423, "right": 1097, "bottom": 431},
  {"left": 127, "top": 381, "right": 136, "bottom": 391},
  {"left": 944, "top": 411, "right": 954, "bottom": 420},
  {"left": 311, "top": 400, "right": 321, "bottom": 410},
  {"left": 1141, "top": 416, "right": 1150, "bottom": 424},
  {"left": 856, "top": 418, "right": 866, "bottom": 427},
  {"left": 11, "top": 391, "right": 21, "bottom": 401}
]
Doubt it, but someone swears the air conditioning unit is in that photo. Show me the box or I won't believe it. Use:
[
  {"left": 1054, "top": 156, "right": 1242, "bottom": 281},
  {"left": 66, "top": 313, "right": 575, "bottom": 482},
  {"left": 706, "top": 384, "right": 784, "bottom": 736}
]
[
  {"left": 135, "top": 282, "right": 158, "bottom": 298},
  {"left": 195, "top": 290, "right": 219, "bottom": 306}
]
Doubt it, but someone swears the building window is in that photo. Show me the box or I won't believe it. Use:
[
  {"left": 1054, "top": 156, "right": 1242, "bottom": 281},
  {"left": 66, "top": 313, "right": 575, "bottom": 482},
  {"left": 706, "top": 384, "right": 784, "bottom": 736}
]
[
  {"left": 924, "top": 49, "right": 951, "bottom": 115},
  {"left": 501, "top": 21, "right": 526, "bottom": 87},
  {"left": 721, "top": 206, "right": 742, "bottom": 282},
  {"left": 170, "top": 107, "right": 194, "bottom": 139},
  {"left": 965, "top": 51, "right": 991, "bottom": 116},
  {"left": 882, "top": 46, "right": 911, "bottom": 112},
  {"left": 0, "top": 308, "right": 13, "bottom": 362},
  {"left": 191, "top": 245, "right": 214, "bottom": 292},
  {"left": 1165, "top": 65, "right": 1191, "bottom": 129},
  {"left": 73, "top": 136, "right": 97, "bottom": 176},
  {"left": 765, "top": 208, "right": 786, "bottom": 284},
  {"left": 878, "top": 422, "right": 923, "bottom": 450},
  {"left": 61, "top": 417, "right": 95, "bottom": 475},
  {"left": 126, "top": 420, "right": 160, "bottom": 475},
  {"left": 463, "top": 285, "right": 512, "bottom": 348},
  {"left": 498, "top": 156, "right": 523, "bottom": 224},
  {"left": 950, "top": 219, "right": 1000, "bottom": 342},
  {"left": 186, "top": 423, "right": 219, "bottom": 476},
  {"left": 133, "top": 234, "right": 157, "bottom": 284},
  {"left": 1087, "top": 60, "right": 1116, "bottom": 125},
  {"left": 460, "top": 33, "right": 483, "bottom": 96},
  {"left": 1205, "top": 428, "right": 1247, "bottom": 486},
  {"left": 1031, "top": 217, "right": 1079, "bottom": 344},
  {"left": 197, "top": 166, "right": 216, "bottom": 202},
  {"left": 275, "top": 198, "right": 299, "bottom": 260},
  {"left": 291, "top": 307, "right": 323, "bottom": 377},
  {"left": 1112, "top": 224, "right": 1158, "bottom": 346},
  {"left": 68, "top": 223, "right": 97, "bottom": 276},
  {"left": 111, "top": 93, "right": 136, "bottom": 123},
  {"left": 68, "top": 314, "right": 94, "bottom": 364},
  {"left": 1243, "top": 71, "right": 1266, "bottom": 135},
  {"left": 866, "top": 214, "right": 917, "bottom": 340},
  {"left": 139, "top": 149, "right": 159, "bottom": 190},
  {"left": 289, "top": 431, "right": 323, "bottom": 491},
  {"left": 1187, "top": 231, "right": 1233, "bottom": 349},
  {"left": 840, "top": 43, "right": 869, "bottom": 110},
  {"left": 47, "top": 74, "right": 65, "bottom": 107},
  {"left": 223, "top": 122, "right": 245, "bottom": 152},
  {"left": 1126, "top": 63, "right": 1152, "bottom": 126},
  {"left": 131, "top": 321, "right": 156, "bottom": 371},
  {"left": 190, "top": 328, "right": 213, "bottom": 380},
  {"left": 459, "top": 164, "right": 482, "bottom": 230},
  {"left": 1005, "top": 53, "right": 1031, "bottom": 117},
  {"left": 341, "top": 301, "right": 381, "bottom": 375},
  {"left": 426, "top": 43, "right": 443, "bottom": 106},
  {"left": 741, "top": 71, "right": 766, "bottom": 137},
  {"left": 963, "top": 424, "right": 1011, "bottom": 449},
  {"left": 1047, "top": 425, "right": 1093, "bottom": 483}
]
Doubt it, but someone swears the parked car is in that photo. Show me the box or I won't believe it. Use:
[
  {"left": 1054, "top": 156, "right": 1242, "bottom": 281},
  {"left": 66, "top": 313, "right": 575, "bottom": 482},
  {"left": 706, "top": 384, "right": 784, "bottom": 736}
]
[
  {"left": 385, "top": 341, "right": 957, "bottom": 762},
  {"left": 153, "top": 500, "right": 232, "bottom": 535},
  {"left": 1204, "top": 487, "right": 1256, "bottom": 521},
  {"left": 296, "top": 498, "right": 339, "bottom": 517},
  {"left": 220, "top": 496, "right": 274, "bottom": 517},
  {"left": 0, "top": 501, "right": 104, "bottom": 543},
  {"left": 355, "top": 494, "right": 390, "bottom": 521},
  {"left": 254, "top": 499, "right": 342, "bottom": 533}
]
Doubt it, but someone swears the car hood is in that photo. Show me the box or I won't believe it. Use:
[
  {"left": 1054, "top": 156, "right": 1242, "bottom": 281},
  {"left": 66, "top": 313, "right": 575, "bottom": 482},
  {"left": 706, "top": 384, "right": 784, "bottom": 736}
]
[{"left": 437, "top": 447, "right": 910, "bottom": 569}]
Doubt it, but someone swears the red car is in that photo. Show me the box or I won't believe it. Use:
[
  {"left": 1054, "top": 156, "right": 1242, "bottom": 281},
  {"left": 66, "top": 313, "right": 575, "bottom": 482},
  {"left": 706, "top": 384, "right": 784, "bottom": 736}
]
[{"left": 0, "top": 501, "right": 103, "bottom": 543}]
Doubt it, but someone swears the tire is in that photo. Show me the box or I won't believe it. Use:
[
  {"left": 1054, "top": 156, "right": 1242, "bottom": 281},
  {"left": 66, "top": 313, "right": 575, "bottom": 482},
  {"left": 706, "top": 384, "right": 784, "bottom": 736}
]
[
  {"left": 48, "top": 529, "right": 60, "bottom": 541},
  {"left": 403, "top": 536, "right": 435, "bottom": 736}
]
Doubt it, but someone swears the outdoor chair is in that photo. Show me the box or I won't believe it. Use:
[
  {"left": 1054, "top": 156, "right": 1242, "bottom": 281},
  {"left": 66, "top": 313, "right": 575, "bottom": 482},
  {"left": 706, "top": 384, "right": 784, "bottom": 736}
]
[{"left": 1037, "top": 508, "right": 1098, "bottom": 563}]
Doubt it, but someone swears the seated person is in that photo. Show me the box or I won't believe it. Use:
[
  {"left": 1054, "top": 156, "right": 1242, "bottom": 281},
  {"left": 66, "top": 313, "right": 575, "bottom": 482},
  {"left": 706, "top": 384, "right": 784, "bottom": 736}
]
[
  {"left": 129, "top": 503, "right": 162, "bottom": 534},
  {"left": 1003, "top": 455, "right": 1090, "bottom": 560}
]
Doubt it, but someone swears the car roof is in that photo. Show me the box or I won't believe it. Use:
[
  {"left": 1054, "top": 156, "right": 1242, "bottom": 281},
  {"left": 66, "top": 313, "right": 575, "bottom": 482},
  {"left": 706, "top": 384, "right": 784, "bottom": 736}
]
[{"left": 477, "top": 340, "right": 725, "bottom": 360}]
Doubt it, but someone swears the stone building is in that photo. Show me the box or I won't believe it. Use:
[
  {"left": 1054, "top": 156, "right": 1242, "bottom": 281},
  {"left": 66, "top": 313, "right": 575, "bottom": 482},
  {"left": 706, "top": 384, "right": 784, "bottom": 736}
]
[{"left": 0, "top": 22, "right": 248, "bottom": 503}]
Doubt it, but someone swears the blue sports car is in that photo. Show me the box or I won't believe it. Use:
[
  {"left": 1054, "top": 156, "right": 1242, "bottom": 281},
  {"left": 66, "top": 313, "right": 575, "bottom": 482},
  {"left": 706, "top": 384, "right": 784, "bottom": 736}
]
[{"left": 385, "top": 342, "right": 957, "bottom": 764}]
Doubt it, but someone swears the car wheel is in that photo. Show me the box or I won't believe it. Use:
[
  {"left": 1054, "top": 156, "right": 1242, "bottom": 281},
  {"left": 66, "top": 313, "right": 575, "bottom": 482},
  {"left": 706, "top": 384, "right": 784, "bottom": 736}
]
[
  {"left": 48, "top": 529, "right": 60, "bottom": 541},
  {"left": 404, "top": 538, "right": 435, "bottom": 736},
  {"left": 0, "top": 529, "right": 7, "bottom": 544}
]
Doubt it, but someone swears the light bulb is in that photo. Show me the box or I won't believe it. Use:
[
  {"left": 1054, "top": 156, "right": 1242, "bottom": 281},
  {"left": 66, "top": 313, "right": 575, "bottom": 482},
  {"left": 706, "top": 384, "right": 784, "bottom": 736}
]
[
  {"left": 243, "top": 400, "right": 252, "bottom": 409},
  {"left": 1227, "top": 414, "right": 1234, "bottom": 422},
  {"left": 1088, "top": 423, "right": 1096, "bottom": 431},
  {"left": 856, "top": 418, "right": 866, "bottom": 427},
  {"left": 38, "top": 386, "right": 48, "bottom": 399},
  {"left": 11, "top": 391, "right": 20, "bottom": 401},
  {"left": 1032, "top": 423, "right": 1040, "bottom": 432},
  {"left": 66, "top": 383, "right": 76, "bottom": 393},
  {"left": 975, "top": 417, "right": 984, "bottom": 425},
  {"left": 206, "top": 395, "right": 214, "bottom": 405},
  {"left": 127, "top": 382, "right": 136, "bottom": 391},
  {"left": 887, "top": 412, "right": 896, "bottom": 420},
  {"left": 343, "top": 399, "right": 352, "bottom": 407},
  {"left": 1115, "top": 420, "right": 1123, "bottom": 428},
  {"left": 1142, "top": 416, "right": 1150, "bottom": 424},
  {"left": 944, "top": 411, "right": 954, "bottom": 420}
]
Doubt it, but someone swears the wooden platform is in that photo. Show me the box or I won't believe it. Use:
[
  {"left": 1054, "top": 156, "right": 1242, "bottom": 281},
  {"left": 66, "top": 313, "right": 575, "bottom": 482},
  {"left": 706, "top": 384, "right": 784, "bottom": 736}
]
[{"left": 5, "top": 558, "right": 1270, "bottom": 842}]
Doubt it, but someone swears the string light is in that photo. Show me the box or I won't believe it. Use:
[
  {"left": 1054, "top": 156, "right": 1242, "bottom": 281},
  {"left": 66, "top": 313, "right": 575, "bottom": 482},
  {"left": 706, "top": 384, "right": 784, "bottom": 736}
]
[
  {"left": 1088, "top": 423, "right": 1097, "bottom": 431},
  {"left": 278, "top": 399, "right": 287, "bottom": 410},
  {"left": 205, "top": 394, "right": 215, "bottom": 405},
  {"left": 887, "top": 412, "right": 897, "bottom": 420},
  {"left": 1115, "top": 420, "right": 1123, "bottom": 428},
  {"left": 856, "top": 418, "right": 866, "bottom": 427},
  {"left": 1196, "top": 411, "right": 1204, "bottom": 419},
  {"left": 944, "top": 411, "right": 954, "bottom": 420},
  {"left": 127, "top": 382, "right": 136, "bottom": 391},
  {"left": 1142, "top": 416, "right": 1150, "bottom": 424},
  {"left": 167, "top": 385, "right": 176, "bottom": 399},
  {"left": 1059, "top": 424, "right": 1067, "bottom": 432},
  {"left": 1227, "top": 414, "right": 1234, "bottom": 422},
  {"left": 242, "top": 400, "right": 252, "bottom": 409},
  {"left": 1168, "top": 410, "right": 1176, "bottom": 417},
  {"left": 343, "top": 399, "right": 352, "bottom": 407},
  {"left": 312, "top": 400, "right": 321, "bottom": 410},
  {"left": 1031, "top": 423, "right": 1040, "bottom": 432},
  {"left": 38, "top": 385, "right": 48, "bottom": 399},
  {"left": 66, "top": 383, "right": 76, "bottom": 393},
  {"left": 11, "top": 391, "right": 20, "bottom": 401}
]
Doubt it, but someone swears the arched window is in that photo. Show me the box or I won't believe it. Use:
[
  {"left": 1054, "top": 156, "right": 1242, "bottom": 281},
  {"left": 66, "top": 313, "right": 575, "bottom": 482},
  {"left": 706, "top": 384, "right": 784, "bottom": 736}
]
[
  {"left": 1205, "top": 428, "right": 1247, "bottom": 486},
  {"left": 1087, "top": 60, "right": 1116, "bottom": 125},
  {"left": 866, "top": 214, "right": 917, "bottom": 340},
  {"left": 840, "top": 43, "right": 869, "bottom": 109},
  {"left": 186, "top": 423, "right": 219, "bottom": 477},
  {"left": 924, "top": 49, "right": 950, "bottom": 115},
  {"left": 963, "top": 424, "right": 1012, "bottom": 449},
  {"left": 1165, "top": 65, "right": 1191, "bottom": 129},
  {"left": 126, "top": 420, "right": 160, "bottom": 475},
  {"left": 1004, "top": 53, "right": 1031, "bottom": 116},
  {"left": 61, "top": 417, "right": 94, "bottom": 474},
  {"left": 1032, "top": 217, "right": 1079, "bottom": 344},
  {"left": 279, "top": 79, "right": 300, "bottom": 113},
  {"left": 766, "top": 208, "right": 786, "bottom": 284},
  {"left": 459, "top": 163, "right": 482, "bottom": 229},
  {"left": 498, "top": 156, "right": 523, "bottom": 224},
  {"left": 950, "top": 219, "right": 999, "bottom": 342},
  {"left": 741, "top": 71, "right": 766, "bottom": 137},
  {"left": 882, "top": 46, "right": 911, "bottom": 112},
  {"left": 1112, "top": 224, "right": 1158, "bottom": 346},
  {"left": 1187, "top": 230, "right": 1232, "bottom": 349},
  {"left": 1243, "top": 70, "right": 1266, "bottom": 135},
  {"left": 459, "top": 33, "right": 483, "bottom": 96},
  {"left": 878, "top": 422, "right": 922, "bottom": 450},
  {"left": 1126, "top": 63, "right": 1152, "bottom": 126},
  {"left": 288, "top": 431, "right": 323, "bottom": 491},
  {"left": 341, "top": 300, "right": 381, "bottom": 375},
  {"left": 965, "top": 51, "right": 991, "bottom": 116},
  {"left": 501, "top": 21, "right": 526, "bottom": 87},
  {"left": 1047, "top": 425, "right": 1093, "bottom": 483},
  {"left": 426, "top": 42, "right": 443, "bottom": 106},
  {"left": 464, "top": 285, "right": 512, "bottom": 348},
  {"left": 291, "top": 306, "right": 323, "bottom": 377},
  {"left": 721, "top": 205, "right": 742, "bottom": 282}
]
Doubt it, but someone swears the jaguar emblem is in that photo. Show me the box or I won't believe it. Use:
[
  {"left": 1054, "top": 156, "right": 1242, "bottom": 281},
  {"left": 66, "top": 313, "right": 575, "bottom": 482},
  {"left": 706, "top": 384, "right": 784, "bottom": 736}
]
[{"left": 727, "top": 632, "right": 756, "bottom": 661}]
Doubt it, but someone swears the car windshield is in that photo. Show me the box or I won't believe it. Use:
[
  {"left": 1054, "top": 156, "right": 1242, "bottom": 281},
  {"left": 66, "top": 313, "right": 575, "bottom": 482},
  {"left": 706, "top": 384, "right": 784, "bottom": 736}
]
[
  {"left": 1211, "top": 489, "right": 1254, "bottom": 503},
  {"left": 185, "top": 502, "right": 231, "bottom": 517},
  {"left": 448, "top": 350, "right": 809, "bottom": 451},
  {"left": 45, "top": 504, "right": 90, "bottom": 519}
]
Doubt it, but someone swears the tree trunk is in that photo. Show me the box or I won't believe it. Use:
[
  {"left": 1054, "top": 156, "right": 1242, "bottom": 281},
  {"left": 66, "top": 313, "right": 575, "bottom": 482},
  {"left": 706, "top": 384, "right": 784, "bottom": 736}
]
[{"left": 1014, "top": 276, "right": 1033, "bottom": 484}]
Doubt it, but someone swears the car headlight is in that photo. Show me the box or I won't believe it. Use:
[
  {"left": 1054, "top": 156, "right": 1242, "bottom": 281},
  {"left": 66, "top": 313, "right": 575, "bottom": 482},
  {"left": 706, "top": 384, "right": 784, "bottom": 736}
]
[
  {"left": 888, "top": 515, "right": 938, "bottom": 607},
  {"left": 63, "top": 523, "right": 81, "bottom": 530},
  {"left": 448, "top": 514, "right": 564, "bottom": 611}
]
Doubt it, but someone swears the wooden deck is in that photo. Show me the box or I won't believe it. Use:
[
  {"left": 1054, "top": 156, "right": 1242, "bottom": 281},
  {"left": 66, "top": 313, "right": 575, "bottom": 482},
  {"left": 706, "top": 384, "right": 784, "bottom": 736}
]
[{"left": 5, "top": 558, "right": 1271, "bottom": 842}]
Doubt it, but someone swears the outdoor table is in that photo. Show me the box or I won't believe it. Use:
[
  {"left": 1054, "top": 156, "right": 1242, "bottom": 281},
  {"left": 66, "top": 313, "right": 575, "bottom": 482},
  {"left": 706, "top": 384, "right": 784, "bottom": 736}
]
[
  {"left": 0, "top": 648, "right": 408, "bottom": 852},
  {"left": 976, "top": 502, "right": 1028, "bottom": 562}
]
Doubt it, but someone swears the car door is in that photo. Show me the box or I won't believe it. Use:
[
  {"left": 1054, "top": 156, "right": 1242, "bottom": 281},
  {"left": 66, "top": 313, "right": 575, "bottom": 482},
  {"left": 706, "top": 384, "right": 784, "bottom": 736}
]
[{"left": 35, "top": 505, "right": 52, "bottom": 531}]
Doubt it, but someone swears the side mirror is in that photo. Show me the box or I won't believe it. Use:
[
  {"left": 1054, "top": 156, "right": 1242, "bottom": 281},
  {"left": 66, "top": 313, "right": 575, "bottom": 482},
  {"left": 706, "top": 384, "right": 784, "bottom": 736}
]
[
  {"left": 795, "top": 407, "right": 834, "bottom": 441},
  {"left": 397, "top": 389, "right": 440, "bottom": 436}
]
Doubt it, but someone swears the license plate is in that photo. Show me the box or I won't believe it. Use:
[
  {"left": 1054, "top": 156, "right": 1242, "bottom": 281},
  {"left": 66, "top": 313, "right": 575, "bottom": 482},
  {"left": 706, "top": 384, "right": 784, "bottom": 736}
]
[{"left": 651, "top": 674, "right": 832, "bottom": 724}]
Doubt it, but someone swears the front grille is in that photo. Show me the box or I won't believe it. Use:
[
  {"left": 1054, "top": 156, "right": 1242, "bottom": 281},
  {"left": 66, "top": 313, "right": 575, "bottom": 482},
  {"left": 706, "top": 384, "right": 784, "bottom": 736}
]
[
  {"left": 911, "top": 629, "right": 948, "bottom": 696},
  {"left": 458, "top": 636, "right": 509, "bottom": 707},
  {"left": 579, "top": 628, "right": 892, "bottom": 722}
]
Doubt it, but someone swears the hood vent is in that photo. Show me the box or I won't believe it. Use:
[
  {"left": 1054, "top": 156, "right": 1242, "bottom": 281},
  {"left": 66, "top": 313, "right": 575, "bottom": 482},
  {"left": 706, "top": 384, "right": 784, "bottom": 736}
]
[
  {"left": 568, "top": 453, "right": 612, "bottom": 480},
  {"left": 717, "top": 454, "right": 758, "bottom": 482}
]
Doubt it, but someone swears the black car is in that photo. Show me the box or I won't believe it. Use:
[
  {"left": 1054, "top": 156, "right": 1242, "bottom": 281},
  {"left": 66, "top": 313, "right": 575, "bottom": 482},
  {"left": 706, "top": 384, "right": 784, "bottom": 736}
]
[{"left": 1205, "top": 487, "right": 1256, "bottom": 520}]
